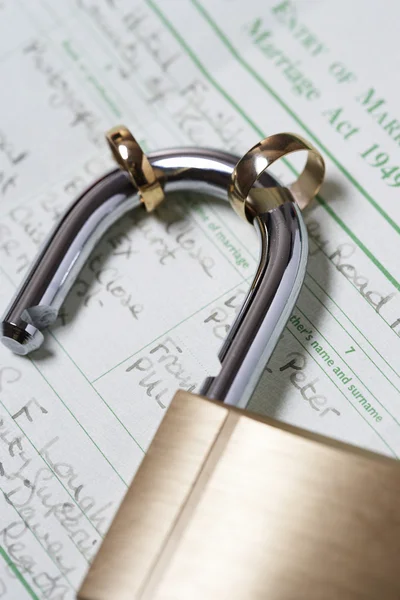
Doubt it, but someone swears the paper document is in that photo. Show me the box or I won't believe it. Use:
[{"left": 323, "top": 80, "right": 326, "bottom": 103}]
[{"left": 0, "top": 1, "right": 399, "bottom": 597}]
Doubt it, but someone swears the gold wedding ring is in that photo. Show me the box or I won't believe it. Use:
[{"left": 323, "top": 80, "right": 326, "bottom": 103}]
[
  {"left": 229, "top": 133, "right": 325, "bottom": 221},
  {"left": 106, "top": 125, "right": 164, "bottom": 212}
]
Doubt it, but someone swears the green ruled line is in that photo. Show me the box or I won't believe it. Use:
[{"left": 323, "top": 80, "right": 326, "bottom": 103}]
[
  {"left": 285, "top": 328, "right": 397, "bottom": 458},
  {"left": 0, "top": 491, "right": 75, "bottom": 589},
  {"left": 284, "top": 160, "right": 400, "bottom": 292},
  {"left": 0, "top": 266, "right": 129, "bottom": 489},
  {"left": 295, "top": 302, "right": 400, "bottom": 428},
  {"left": 190, "top": 0, "right": 400, "bottom": 236},
  {"left": 305, "top": 272, "right": 400, "bottom": 387},
  {"left": 145, "top": 0, "right": 400, "bottom": 293},
  {"left": 190, "top": 190, "right": 400, "bottom": 392},
  {"left": 48, "top": 331, "right": 145, "bottom": 453},
  {"left": 0, "top": 546, "right": 41, "bottom": 600},
  {"left": 29, "top": 357, "right": 129, "bottom": 486},
  {"left": 0, "top": 396, "right": 103, "bottom": 549},
  {"left": 92, "top": 279, "right": 247, "bottom": 383}
]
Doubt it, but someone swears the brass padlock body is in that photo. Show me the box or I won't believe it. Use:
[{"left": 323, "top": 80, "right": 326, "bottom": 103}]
[{"left": 79, "top": 391, "right": 400, "bottom": 600}]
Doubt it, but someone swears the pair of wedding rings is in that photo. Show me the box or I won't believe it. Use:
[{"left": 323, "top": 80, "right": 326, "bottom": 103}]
[{"left": 106, "top": 125, "right": 325, "bottom": 218}]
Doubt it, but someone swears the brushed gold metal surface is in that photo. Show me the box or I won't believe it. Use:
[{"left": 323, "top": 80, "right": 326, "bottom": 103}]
[
  {"left": 106, "top": 125, "right": 164, "bottom": 212},
  {"left": 79, "top": 394, "right": 229, "bottom": 600},
  {"left": 79, "top": 391, "right": 400, "bottom": 600},
  {"left": 229, "top": 132, "right": 325, "bottom": 220}
]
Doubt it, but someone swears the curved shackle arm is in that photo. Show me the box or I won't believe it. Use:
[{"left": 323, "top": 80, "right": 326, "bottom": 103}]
[
  {"left": 201, "top": 201, "right": 308, "bottom": 408},
  {"left": 0, "top": 148, "right": 237, "bottom": 355},
  {"left": 0, "top": 141, "right": 321, "bottom": 408}
]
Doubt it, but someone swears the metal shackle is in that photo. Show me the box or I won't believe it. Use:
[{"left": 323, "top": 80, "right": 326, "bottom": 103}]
[{"left": 0, "top": 127, "right": 324, "bottom": 409}]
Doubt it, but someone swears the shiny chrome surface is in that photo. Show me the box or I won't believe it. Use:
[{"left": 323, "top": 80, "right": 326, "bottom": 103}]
[
  {"left": 1, "top": 147, "right": 307, "bottom": 408},
  {"left": 201, "top": 201, "right": 307, "bottom": 408}
]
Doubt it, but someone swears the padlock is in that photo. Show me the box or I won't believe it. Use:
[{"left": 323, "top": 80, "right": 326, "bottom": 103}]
[{"left": 2, "top": 128, "right": 400, "bottom": 600}]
